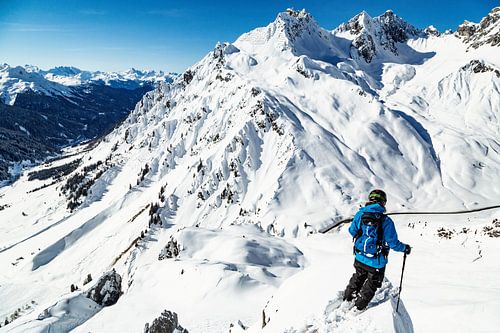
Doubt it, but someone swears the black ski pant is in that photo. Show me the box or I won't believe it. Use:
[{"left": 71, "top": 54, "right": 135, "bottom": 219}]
[{"left": 344, "top": 259, "right": 385, "bottom": 310}]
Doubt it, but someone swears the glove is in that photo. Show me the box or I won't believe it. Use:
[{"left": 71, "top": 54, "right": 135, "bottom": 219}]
[{"left": 404, "top": 244, "right": 412, "bottom": 255}]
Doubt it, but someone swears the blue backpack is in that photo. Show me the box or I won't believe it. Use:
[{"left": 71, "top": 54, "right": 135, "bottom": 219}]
[{"left": 353, "top": 212, "right": 388, "bottom": 258}]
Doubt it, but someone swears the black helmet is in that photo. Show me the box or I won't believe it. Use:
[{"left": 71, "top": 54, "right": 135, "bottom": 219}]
[{"left": 368, "top": 189, "right": 387, "bottom": 206}]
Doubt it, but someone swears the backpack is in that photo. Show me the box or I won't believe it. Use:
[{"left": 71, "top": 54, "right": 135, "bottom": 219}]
[{"left": 353, "top": 212, "right": 388, "bottom": 258}]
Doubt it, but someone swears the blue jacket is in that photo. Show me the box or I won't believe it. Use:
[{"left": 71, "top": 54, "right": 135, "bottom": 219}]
[{"left": 348, "top": 203, "right": 406, "bottom": 268}]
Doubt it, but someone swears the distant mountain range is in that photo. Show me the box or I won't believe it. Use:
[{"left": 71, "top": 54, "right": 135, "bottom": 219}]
[
  {"left": 0, "top": 64, "right": 175, "bottom": 105},
  {"left": 0, "top": 65, "right": 176, "bottom": 182}
]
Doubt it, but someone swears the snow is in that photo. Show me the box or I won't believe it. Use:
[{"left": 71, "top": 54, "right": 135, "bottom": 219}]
[
  {"left": 28, "top": 295, "right": 102, "bottom": 333},
  {"left": 381, "top": 63, "right": 416, "bottom": 96},
  {"left": 1, "top": 6, "right": 500, "bottom": 333},
  {"left": 237, "top": 212, "right": 500, "bottom": 333},
  {"left": 0, "top": 64, "right": 176, "bottom": 105},
  {"left": 6, "top": 160, "right": 34, "bottom": 182},
  {"left": 0, "top": 65, "right": 72, "bottom": 105},
  {"left": 18, "top": 125, "right": 30, "bottom": 136},
  {"left": 45, "top": 67, "right": 175, "bottom": 89}
]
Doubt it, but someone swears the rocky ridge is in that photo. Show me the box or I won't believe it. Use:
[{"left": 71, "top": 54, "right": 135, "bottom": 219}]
[
  {"left": 456, "top": 7, "right": 500, "bottom": 49},
  {"left": 335, "top": 10, "right": 422, "bottom": 62}
]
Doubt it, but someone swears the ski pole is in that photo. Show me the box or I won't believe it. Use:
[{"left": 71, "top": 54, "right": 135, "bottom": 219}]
[{"left": 396, "top": 252, "right": 407, "bottom": 313}]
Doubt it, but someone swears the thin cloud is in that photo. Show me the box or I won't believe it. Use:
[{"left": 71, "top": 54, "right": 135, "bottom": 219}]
[
  {"left": 64, "top": 46, "right": 133, "bottom": 52},
  {"left": 64, "top": 47, "right": 88, "bottom": 52},
  {"left": 0, "top": 21, "right": 93, "bottom": 33},
  {"left": 146, "top": 45, "right": 169, "bottom": 50},
  {"left": 80, "top": 9, "right": 107, "bottom": 16},
  {"left": 101, "top": 46, "right": 132, "bottom": 51},
  {"left": 0, "top": 22, "right": 63, "bottom": 32},
  {"left": 147, "top": 9, "right": 184, "bottom": 17},
  {"left": 13, "top": 27, "right": 62, "bottom": 32}
]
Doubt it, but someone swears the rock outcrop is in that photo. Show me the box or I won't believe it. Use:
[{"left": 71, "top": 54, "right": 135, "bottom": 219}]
[
  {"left": 158, "top": 237, "right": 180, "bottom": 260},
  {"left": 144, "top": 310, "right": 188, "bottom": 333},
  {"left": 457, "top": 7, "right": 500, "bottom": 49},
  {"left": 336, "top": 10, "right": 422, "bottom": 62},
  {"left": 86, "top": 269, "right": 122, "bottom": 306}
]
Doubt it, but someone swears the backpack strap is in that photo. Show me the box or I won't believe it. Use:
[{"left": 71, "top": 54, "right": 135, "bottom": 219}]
[
  {"left": 377, "top": 214, "right": 390, "bottom": 258},
  {"left": 376, "top": 214, "right": 385, "bottom": 245}
]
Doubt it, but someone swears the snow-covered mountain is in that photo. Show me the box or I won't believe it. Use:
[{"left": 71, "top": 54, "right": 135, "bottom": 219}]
[
  {"left": 0, "top": 64, "right": 175, "bottom": 105},
  {"left": 0, "top": 65, "right": 73, "bottom": 105},
  {"left": 0, "top": 7, "right": 499, "bottom": 333}
]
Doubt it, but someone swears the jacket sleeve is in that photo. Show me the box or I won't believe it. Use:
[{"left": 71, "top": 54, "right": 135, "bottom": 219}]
[
  {"left": 348, "top": 211, "right": 362, "bottom": 238},
  {"left": 383, "top": 216, "right": 406, "bottom": 252}
]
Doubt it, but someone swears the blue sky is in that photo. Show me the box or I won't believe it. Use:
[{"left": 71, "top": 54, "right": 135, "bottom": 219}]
[{"left": 0, "top": 0, "right": 497, "bottom": 73}]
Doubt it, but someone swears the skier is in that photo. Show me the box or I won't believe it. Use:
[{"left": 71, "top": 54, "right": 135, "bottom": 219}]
[{"left": 343, "top": 189, "right": 411, "bottom": 311}]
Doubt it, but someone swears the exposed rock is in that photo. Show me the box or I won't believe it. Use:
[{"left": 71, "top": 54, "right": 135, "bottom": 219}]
[
  {"left": 457, "top": 20, "right": 477, "bottom": 38},
  {"left": 336, "top": 10, "right": 421, "bottom": 62},
  {"left": 461, "top": 60, "right": 500, "bottom": 78},
  {"left": 143, "top": 310, "right": 188, "bottom": 333},
  {"left": 294, "top": 58, "right": 313, "bottom": 78},
  {"left": 377, "top": 10, "right": 420, "bottom": 48},
  {"left": 183, "top": 70, "right": 194, "bottom": 85},
  {"left": 83, "top": 273, "right": 93, "bottom": 285},
  {"left": 353, "top": 32, "right": 376, "bottom": 62},
  {"left": 456, "top": 7, "right": 500, "bottom": 49},
  {"left": 278, "top": 9, "right": 316, "bottom": 44},
  {"left": 158, "top": 237, "right": 180, "bottom": 260},
  {"left": 483, "top": 218, "right": 500, "bottom": 238},
  {"left": 339, "top": 11, "right": 368, "bottom": 35},
  {"left": 437, "top": 227, "right": 454, "bottom": 239},
  {"left": 86, "top": 269, "right": 122, "bottom": 306},
  {"left": 424, "top": 25, "right": 441, "bottom": 36},
  {"left": 212, "top": 42, "right": 225, "bottom": 61}
]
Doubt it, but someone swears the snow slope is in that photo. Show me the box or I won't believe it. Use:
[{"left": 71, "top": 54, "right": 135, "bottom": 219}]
[{"left": 0, "top": 7, "right": 499, "bottom": 333}]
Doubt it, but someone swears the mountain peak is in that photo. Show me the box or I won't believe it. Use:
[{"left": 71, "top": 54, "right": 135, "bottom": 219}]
[
  {"left": 337, "top": 11, "right": 373, "bottom": 35},
  {"left": 3, "top": 65, "right": 36, "bottom": 79},
  {"left": 456, "top": 7, "right": 500, "bottom": 49},
  {"left": 47, "top": 66, "right": 82, "bottom": 76},
  {"left": 235, "top": 8, "right": 327, "bottom": 55},
  {"left": 283, "top": 8, "right": 310, "bottom": 19},
  {"left": 337, "top": 10, "right": 420, "bottom": 38},
  {"left": 274, "top": 8, "right": 320, "bottom": 43},
  {"left": 335, "top": 10, "right": 421, "bottom": 62},
  {"left": 424, "top": 25, "right": 441, "bottom": 36}
]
